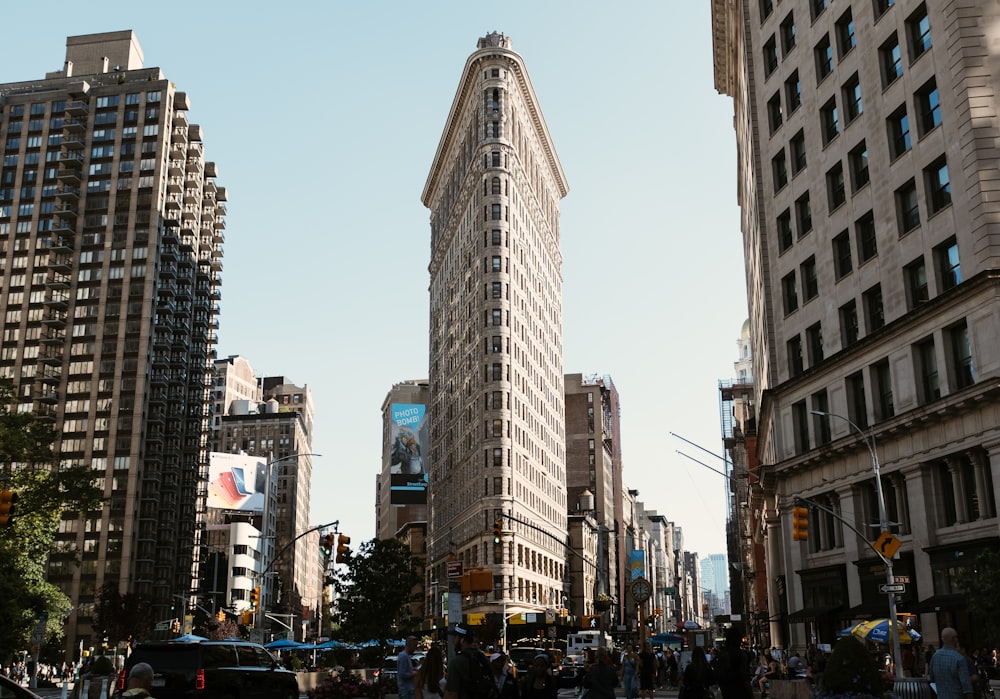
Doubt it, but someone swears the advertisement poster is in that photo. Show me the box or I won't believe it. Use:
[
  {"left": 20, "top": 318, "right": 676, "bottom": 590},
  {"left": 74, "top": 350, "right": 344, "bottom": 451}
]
[
  {"left": 629, "top": 550, "right": 646, "bottom": 580},
  {"left": 207, "top": 452, "right": 268, "bottom": 512},
  {"left": 389, "top": 403, "right": 428, "bottom": 504}
]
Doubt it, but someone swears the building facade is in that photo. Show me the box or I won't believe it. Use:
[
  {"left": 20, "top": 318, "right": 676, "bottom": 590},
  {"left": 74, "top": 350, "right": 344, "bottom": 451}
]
[
  {"left": 712, "top": 0, "right": 1000, "bottom": 649},
  {"left": 422, "top": 32, "right": 570, "bottom": 621},
  {"left": 0, "top": 31, "right": 224, "bottom": 654},
  {"left": 377, "top": 380, "right": 430, "bottom": 541}
]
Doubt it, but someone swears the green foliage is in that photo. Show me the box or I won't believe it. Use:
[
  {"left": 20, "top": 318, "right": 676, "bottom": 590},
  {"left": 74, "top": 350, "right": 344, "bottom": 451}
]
[
  {"left": 956, "top": 550, "right": 1000, "bottom": 649},
  {"left": 818, "top": 636, "right": 885, "bottom": 697},
  {"left": 332, "top": 538, "right": 421, "bottom": 646},
  {"left": 95, "top": 582, "right": 154, "bottom": 646},
  {"left": 0, "top": 379, "right": 104, "bottom": 660}
]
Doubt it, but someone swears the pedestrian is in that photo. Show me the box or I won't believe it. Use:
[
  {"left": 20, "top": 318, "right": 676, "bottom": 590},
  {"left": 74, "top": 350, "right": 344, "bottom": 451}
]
[
  {"left": 520, "top": 654, "right": 557, "bottom": 699},
  {"left": 638, "top": 642, "right": 656, "bottom": 699},
  {"left": 398, "top": 635, "right": 418, "bottom": 699},
  {"left": 713, "top": 629, "right": 752, "bottom": 699},
  {"left": 620, "top": 644, "right": 639, "bottom": 699},
  {"left": 121, "top": 662, "right": 155, "bottom": 699},
  {"left": 444, "top": 624, "right": 496, "bottom": 699},
  {"left": 929, "top": 628, "right": 974, "bottom": 699},
  {"left": 491, "top": 652, "right": 519, "bottom": 699},
  {"left": 415, "top": 644, "right": 446, "bottom": 699},
  {"left": 680, "top": 647, "right": 715, "bottom": 699},
  {"left": 582, "top": 648, "right": 618, "bottom": 699}
]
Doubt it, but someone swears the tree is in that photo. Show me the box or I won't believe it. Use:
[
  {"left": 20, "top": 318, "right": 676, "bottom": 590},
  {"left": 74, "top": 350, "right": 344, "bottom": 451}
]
[
  {"left": 956, "top": 550, "right": 1000, "bottom": 648},
  {"left": 0, "top": 379, "right": 104, "bottom": 661},
  {"left": 94, "top": 582, "right": 154, "bottom": 647},
  {"left": 332, "top": 538, "right": 421, "bottom": 646},
  {"left": 818, "top": 636, "right": 884, "bottom": 698}
]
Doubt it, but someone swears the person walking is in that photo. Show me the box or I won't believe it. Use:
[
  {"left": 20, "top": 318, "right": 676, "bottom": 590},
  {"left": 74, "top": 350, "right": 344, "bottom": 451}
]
[
  {"left": 520, "top": 654, "right": 557, "bottom": 699},
  {"left": 398, "top": 636, "right": 418, "bottom": 699},
  {"left": 929, "top": 628, "right": 974, "bottom": 699},
  {"left": 491, "top": 652, "right": 519, "bottom": 699},
  {"left": 620, "top": 644, "right": 639, "bottom": 699},
  {"left": 713, "top": 630, "right": 752, "bottom": 699},
  {"left": 638, "top": 642, "right": 656, "bottom": 699},
  {"left": 415, "top": 645, "right": 445, "bottom": 699},
  {"left": 582, "top": 648, "right": 618, "bottom": 699},
  {"left": 680, "top": 647, "right": 715, "bottom": 699}
]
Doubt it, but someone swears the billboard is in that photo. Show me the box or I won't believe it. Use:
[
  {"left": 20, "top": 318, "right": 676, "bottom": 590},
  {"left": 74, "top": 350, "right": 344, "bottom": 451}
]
[
  {"left": 207, "top": 452, "right": 268, "bottom": 512},
  {"left": 629, "top": 550, "right": 646, "bottom": 580},
  {"left": 389, "top": 403, "right": 428, "bottom": 504}
]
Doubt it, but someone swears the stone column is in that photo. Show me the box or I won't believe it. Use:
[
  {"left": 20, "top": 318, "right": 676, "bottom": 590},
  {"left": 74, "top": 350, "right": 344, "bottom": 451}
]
[
  {"left": 764, "top": 503, "right": 785, "bottom": 650},
  {"left": 945, "top": 456, "right": 967, "bottom": 524},
  {"left": 968, "top": 449, "right": 993, "bottom": 519}
]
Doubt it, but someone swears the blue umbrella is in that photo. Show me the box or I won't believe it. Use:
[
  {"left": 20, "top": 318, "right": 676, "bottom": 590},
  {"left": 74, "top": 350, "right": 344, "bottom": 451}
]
[
  {"left": 852, "top": 619, "right": 921, "bottom": 645},
  {"left": 171, "top": 633, "right": 206, "bottom": 642},
  {"left": 265, "top": 638, "right": 306, "bottom": 650}
]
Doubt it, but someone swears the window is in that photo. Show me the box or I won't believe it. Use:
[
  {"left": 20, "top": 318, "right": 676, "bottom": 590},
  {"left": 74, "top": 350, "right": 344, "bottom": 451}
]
[
  {"left": 864, "top": 284, "right": 885, "bottom": 331},
  {"left": 768, "top": 92, "right": 783, "bottom": 133},
  {"left": 896, "top": 179, "right": 920, "bottom": 234},
  {"left": 785, "top": 71, "right": 802, "bottom": 113},
  {"left": 811, "top": 0, "right": 828, "bottom": 20},
  {"left": 788, "top": 335, "right": 804, "bottom": 377},
  {"left": 491, "top": 204, "right": 501, "bottom": 221},
  {"left": 491, "top": 255, "right": 502, "bottom": 272},
  {"left": 806, "top": 323, "right": 824, "bottom": 366},
  {"left": 833, "top": 231, "right": 852, "bottom": 279},
  {"left": 947, "top": 321, "right": 974, "bottom": 390},
  {"left": 777, "top": 209, "right": 793, "bottom": 252},
  {"left": 925, "top": 157, "right": 951, "bottom": 214},
  {"left": 914, "top": 337, "right": 940, "bottom": 404},
  {"left": 935, "top": 238, "right": 961, "bottom": 291},
  {"left": 874, "top": 0, "right": 895, "bottom": 20},
  {"left": 916, "top": 79, "right": 941, "bottom": 135},
  {"left": 840, "top": 300, "right": 860, "bottom": 347},
  {"left": 790, "top": 130, "right": 807, "bottom": 173},
  {"left": 880, "top": 34, "right": 903, "bottom": 86},
  {"left": 849, "top": 140, "right": 870, "bottom": 191},
  {"left": 801, "top": 256, "right": 818, "bottom": 301},
  {"left": 763, "top": 36, "right": 779, "bottom": 76},
  {"left": 781, "top": 13, "right": 797, "bottom": 54},
  {"left": 760, "top": 0, "right": 774, "bottom": 22},
  {"left": 888, "top": 106, "right": 911, "bottom": 158},
  {"left": 815, "top": 35, "right": 834, "bottom": 81},
  {"left": 821, "top": 98, "right": 839, "bottom": 143},
  {"left": 907, "top": 4, "right": 931, "bottom": 59},
  {"left": 843, "top": 74, "right": 863, "bottom": 122},
  {"left": 856, "top": 211, "right": 877, "bottom": 263},
  {"left": 782, "top": 271, "right": 799, "bottom": 315},
  {"left": 491, "top": 282, "right": 502, "bottom": 299},
  {"left": 827, "top": 162, "right": 846, "bottom": 210},
  {"left": 846, "top": 371, "right": 869, "bottom": 429},
  {"left": 905, "top": 257, "right": 929, "bottom": 309},
  {"left": 772, "top": 150, "right": 789, "bottom": 190},
  {"left": 836, "top": 9, "right": 856, "bottom": 57},
  {"left": 793, "top": 400, "right": 810, "bottom": 454},
  {"left": 812, "top": 391, "right": 832, "bottom": 445},
  {"left": 872, "top": 359, "right": 895, "bottom": 420},
  {"left": 795, "top": 192, "right": 813, "bottom": 237}
]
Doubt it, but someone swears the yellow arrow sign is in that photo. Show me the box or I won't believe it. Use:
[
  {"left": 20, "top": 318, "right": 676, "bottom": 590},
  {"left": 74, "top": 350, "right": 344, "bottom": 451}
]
[{"left": 874, "top": 531, "right": 901, "bottom": 559}]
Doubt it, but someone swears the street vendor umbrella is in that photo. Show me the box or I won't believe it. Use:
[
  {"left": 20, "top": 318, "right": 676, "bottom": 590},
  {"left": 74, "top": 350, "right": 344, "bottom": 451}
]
[
  {"left": 171, "top": 633, "right": 207, "bottom": 642},
  {"left": 265, "top": 638, "right": 306, "bottom": 650},
  {"left": 649, "top": 633, "right": 684, "bottom": 645},
  {"left": 852, "top": 619, "right": 921, "bottom": 645}
]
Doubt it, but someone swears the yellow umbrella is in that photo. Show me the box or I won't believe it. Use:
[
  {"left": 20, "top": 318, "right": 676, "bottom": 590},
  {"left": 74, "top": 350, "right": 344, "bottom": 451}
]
[{"left": 851, "top": 618, "right": 921, "bottom": 645}]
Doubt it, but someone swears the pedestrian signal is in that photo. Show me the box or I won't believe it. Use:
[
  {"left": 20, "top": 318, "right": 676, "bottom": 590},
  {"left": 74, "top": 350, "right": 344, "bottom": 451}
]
[{"left": 792, "top": 506, "right": 809, "bottom": 541}]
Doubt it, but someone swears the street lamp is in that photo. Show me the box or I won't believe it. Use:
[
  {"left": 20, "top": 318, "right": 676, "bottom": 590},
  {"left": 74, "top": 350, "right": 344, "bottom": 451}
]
[{"left": 810, "top": 410, "right": 902, "bottom": 680}]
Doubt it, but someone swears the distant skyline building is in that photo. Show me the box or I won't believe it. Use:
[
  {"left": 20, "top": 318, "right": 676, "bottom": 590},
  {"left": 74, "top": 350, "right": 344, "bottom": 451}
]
[
  {"left": 422, "top": 32, "right": 569, "bottom": 619},
  {"left": 376, "top": 379, "right": 430, "bottom": 541},
  {"left": 0, "top": 30, "right": 224, "bottom": 655}
]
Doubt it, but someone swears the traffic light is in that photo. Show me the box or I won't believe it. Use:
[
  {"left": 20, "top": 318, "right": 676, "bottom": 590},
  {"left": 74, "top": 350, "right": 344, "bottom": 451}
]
[
  {"left": 493, "top": 519, "right": 503, "bottom": 544},
  {"left": 250, "top": 585, "right": 260, "bottom": 609},
  {"left": 792, "top": 505, "right": 809, "bottom": 541},
  {"left": 172, "top": 620, "right": 180, "bottom": 633},
  {"left": 215, "top": 609, "right": 225, "bottom": 621},
  {"left": 0, "top": 490, "right": 17, "bottom": 527},
  {"left": 321, "top": 533, "right": 335, "bottom": 558},
  {"left": 241, "top": 611, "right": 252, "bottom": 626},
  {"left": 335, "top": 534, "right": 351, "bottom": 563}
]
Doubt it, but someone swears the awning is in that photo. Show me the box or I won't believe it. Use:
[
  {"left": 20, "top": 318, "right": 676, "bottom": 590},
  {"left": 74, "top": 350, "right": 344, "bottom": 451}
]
[
  {"left": 843, "top": 601, "right": 891, "bottom": 619},
  {"left": 911, "top": 594, "right": 965, "bottom": 613},
  {"left": 787, "top": 604, "right": 843, "bottom": 621}
]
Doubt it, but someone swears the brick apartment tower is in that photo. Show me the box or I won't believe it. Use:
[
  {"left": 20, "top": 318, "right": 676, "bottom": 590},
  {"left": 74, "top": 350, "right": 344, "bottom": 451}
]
[
  {"left": 713, "top": 0, "right": 1000, "bottom": 649},
  {"left": 0, "top": 31, "right": 225, "bottom": 655},
  {"left": 422, "top": 33, "right": 570, "bottom": 620}
]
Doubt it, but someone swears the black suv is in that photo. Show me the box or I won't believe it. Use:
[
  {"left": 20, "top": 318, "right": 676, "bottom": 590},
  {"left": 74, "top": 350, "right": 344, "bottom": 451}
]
[{"left": 113, "top": 640, "right": 299, "bottom": 699}]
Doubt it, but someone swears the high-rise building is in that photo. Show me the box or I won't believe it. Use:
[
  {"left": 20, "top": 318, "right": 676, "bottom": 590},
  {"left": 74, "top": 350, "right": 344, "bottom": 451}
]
[
  {"left": 712, "top": 0, "right": 1000, "bottom": 648},
  {"left": 377, "top": 380, "right": 429, "bottom": 541},
  {"left": 564, "top": 374, "right": 624, "bottom": 622},
  {"left": 422, "top": 32, "right": 569, "bottom": 620},
  {"left": 0, "top": 30, "right": 224, "bottom": 654}
]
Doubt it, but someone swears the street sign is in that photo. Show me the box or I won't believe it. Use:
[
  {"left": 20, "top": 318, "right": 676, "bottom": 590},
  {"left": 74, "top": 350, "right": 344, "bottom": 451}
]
[
  {"left": 893, "top": 576, "right": 911, "bottom": 584},
  {"left": 880, "top": 583, "right": 906, "bottom": 594},
  {"left": 447, "top": 561, "right": 463, "bottom": 578},
  {"left": 874, "top": 531, "right": 902, "bottom": 559}
]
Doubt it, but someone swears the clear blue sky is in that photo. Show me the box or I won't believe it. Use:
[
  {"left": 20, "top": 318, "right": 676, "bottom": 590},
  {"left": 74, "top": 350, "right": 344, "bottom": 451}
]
[{"left": 0, "top": 1, "right": 748, "bottom": 561}]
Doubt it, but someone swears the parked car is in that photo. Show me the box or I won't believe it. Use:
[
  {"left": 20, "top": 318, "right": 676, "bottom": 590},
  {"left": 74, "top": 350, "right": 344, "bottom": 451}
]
[
  {"left": 0, "top": 675, "right": 43, "bottom": 699},
  {"left": 111, "top": 639, "right": 298, "bottom": 699},
  {"left": 373, "top": 656, "right": 398, "bottom": 696}
]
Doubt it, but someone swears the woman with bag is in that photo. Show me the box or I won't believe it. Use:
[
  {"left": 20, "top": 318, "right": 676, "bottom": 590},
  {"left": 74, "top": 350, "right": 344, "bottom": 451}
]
[{"left": 680, "top": 647, "right": 716, "bottom": 699}]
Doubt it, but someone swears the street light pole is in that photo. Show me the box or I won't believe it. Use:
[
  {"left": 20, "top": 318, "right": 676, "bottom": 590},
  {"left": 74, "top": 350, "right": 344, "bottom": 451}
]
[{"left": 811, "top": 410, "right": 902, "bottom": 679}]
